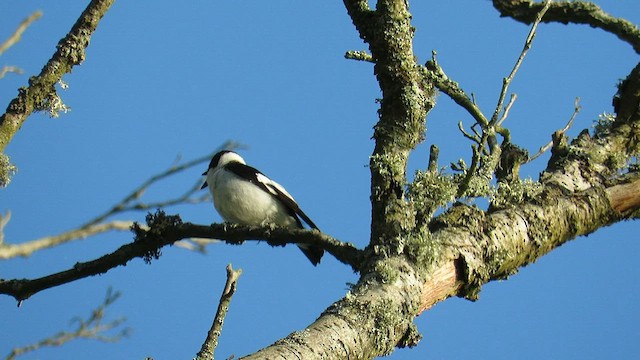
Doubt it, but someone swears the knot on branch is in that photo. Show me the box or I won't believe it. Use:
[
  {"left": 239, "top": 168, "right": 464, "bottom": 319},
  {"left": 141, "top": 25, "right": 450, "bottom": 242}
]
[
  {"left": 429, "top": 202, "right": 485, "bottom": 235},
  {"left": 397, "top": 322, "right": 422, "bottom": 349},
  {"left": 131, "top": 210, "right": 182, "bottom": 264},
  {"left": 496, "top": 142, "right": 528, "bottom": 183},
  {"left": 613, "top": 62, "right": 640, "bottom": 123}
]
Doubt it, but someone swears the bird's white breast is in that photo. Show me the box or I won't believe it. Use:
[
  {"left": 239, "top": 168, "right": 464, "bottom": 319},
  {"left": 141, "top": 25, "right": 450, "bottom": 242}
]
[{"left": 206, "top": 167, "right": 298, "bottom": 228}]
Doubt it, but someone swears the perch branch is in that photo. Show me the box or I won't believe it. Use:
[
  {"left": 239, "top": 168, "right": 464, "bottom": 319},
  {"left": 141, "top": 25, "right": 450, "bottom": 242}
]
[{"left": 0, "top": 213, "right": 363, "bottom": 302}]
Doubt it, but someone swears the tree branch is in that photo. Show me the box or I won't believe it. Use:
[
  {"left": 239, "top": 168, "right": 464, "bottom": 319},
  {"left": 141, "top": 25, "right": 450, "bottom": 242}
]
[
  {"left": 423, "top": 53, "right": 489, "bottom": 127},
  {"left": 5, "top": 287, "right": 129, "bottom": 360},
  {"left": 0, "top": 10, "right": 42, "bottom": 56},
  {"left": 0, "top": 0, "right": 115, "bottom": 152},
  {"left": 491, "top": 0, "right": 551, "bottom": 127},
  {"left": 492, "top": 0, "right": 640, "bottom": 54},
  {"left": 0, "top": 213, "right": 363, "bottom": 302},
  {"left": 195, "top": 264, "right": 242, "bottom": 360},
  {"left": 0, "top": 143, "right": 239, "bottom": 260},
  {"left": 528, "top": 97, "right": 581, "bottom": 162},
  {"left": 239, "top": 2, "right": 640, "bottom": 357},
  {"left": 240, "top": 173, "right": 640, "bottom": 359},
  {"left": 346, "top": 0, "right": 436, "bottom": 252},
  {"left": 0, "top": 66, "right": 24, "bottom": 80},
  {"left": 0, "top": 220, "right": 135, "bottom": 260}
]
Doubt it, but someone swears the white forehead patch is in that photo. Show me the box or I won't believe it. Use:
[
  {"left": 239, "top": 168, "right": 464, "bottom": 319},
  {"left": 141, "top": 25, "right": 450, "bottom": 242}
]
[{"left": 218, "top": 151, "right": 246, "bottom": 167}]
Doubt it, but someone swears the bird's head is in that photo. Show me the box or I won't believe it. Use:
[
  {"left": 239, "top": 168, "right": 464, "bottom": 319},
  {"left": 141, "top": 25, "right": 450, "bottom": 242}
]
[{"left": 201, "top": 150, "right": 246, "bottom": 189}]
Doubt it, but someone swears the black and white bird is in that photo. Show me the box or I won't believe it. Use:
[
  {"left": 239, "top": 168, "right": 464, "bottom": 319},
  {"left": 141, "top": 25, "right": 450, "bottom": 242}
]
[{"left": 201, "top": 150, "right": 324, "bottom": 265}]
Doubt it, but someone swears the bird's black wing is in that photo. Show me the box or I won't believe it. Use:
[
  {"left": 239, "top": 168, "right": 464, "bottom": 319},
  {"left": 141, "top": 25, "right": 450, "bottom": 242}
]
[
  {"left": 225, "top": 162, "right": 324, "bottom": 265},
  {"left": 225, "top": 162, "right": 319, "bottom": 230}
]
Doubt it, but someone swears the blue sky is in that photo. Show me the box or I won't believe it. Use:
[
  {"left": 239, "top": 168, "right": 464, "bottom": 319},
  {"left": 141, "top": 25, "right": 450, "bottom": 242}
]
[{"left": 1, "top": 1, "right": 638, "bottom": 359}]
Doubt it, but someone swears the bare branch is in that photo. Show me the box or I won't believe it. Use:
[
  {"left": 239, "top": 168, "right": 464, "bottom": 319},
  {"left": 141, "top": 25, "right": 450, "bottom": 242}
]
[
  {"left": 491, "top": 0, "right": 551, "bottom": 126},
  {"left": 196, "top": 264, "right": 243, "bottom": 360},
  {"left": 0, "top": 211, "right": 10, "bottom": 245},
  {"left": 0, "top": 0, "right": 115, "bottom": 152},
  {"left": 5, "top": 287, "right": 129, "bottom": 360},
  {"left": 81, "top": 141, "right": 241, "bottom": 228},
  {"left": 528, "top": 97, "right": 581, "bottom": 162},
  {"left": 0, "top": 66, "right": 23, "bottom": 80},
  {"left": 0, "top": 212, "right": 363, "bottom": 302},
  {"left": 345, "top": 50, "right": 374, "bottom": 62},
  {"left": 492, "top": 0, "right": 640, "bottom": 54},
  {"left": 423, "top": 53, "right": 490, "bottom": 127},
  {"left": 0, "top": 221, "right": 135, "bottom": 259},
  {"left": 0, "top": 142, "right": 239, "bottom": 260},
  {"left": 0, "top": 10, "right": 42, "bottom": 56},
  {"left": 496, "top": 93, "right": 517, "bottom": 127}
]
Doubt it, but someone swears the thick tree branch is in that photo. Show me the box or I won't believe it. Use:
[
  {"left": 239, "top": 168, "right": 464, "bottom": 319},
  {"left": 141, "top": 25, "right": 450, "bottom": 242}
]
[
  {"left": 240, "top": 175, "right": 640, "bottom": 359},
  {"left": 0, "top": 0, "right": 114, "bottom": 152},
  {"left": 492, "top": 0, "right": 640, "bottom": 54},
  {"left": 240, "top": 2, "right": 640, "bottom": 358},
  {"left": 606, "top": 176, "right": 640, "bottom": 215},
  {"left": 345, "top": 0, "right": 435, "bottom": 255},
  {"left": 0, "top": 213, "right": 362, "bottom": 302},
  {"left": 240, "top": 167, "right": 640, "bottom": 359}
]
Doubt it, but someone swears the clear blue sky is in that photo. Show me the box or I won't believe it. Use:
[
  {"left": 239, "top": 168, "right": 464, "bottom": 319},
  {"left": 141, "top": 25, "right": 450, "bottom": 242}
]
[{"left": 1, "top": 1, "right": 638, "bottom": 359}]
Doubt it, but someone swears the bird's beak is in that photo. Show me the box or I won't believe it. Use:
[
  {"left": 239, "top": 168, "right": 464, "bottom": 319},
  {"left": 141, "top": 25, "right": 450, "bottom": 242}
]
[{"left": 201, "top": 170, "right": 208, "bottom": 189}]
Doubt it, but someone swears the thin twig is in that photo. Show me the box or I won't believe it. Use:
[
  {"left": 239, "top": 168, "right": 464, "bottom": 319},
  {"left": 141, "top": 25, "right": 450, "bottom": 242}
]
[
  {"left": 424, "top": 52, "right": 490, "bottom": 127},
  {"left": 491, "top": 0, "right": 552, "bottom": 126},
  {"left": 0, "top": 66, "right": 23, "bottom": 80},
  {"left": 0, "top": 221, "right": 136, "bottom": 259},
  {"left": 345, "top": 50, "right": 374, "bottom": 63},
  {"left": 82, "top": 140, "right": 241, "bottom": 228},
  {"left": 492, "top": 0, "right": 640, "bottom": 54},
  {"left": 496, "top": 93, "right": 518, "bottom": 127},
  {"left": 5, "top": 287, "right": 130, "bottom": 360},
  {"left": 0, "top": 211, "right": 10, "bottom": 245},
  {"left": 528, "top": 97, "right": 581, "bottom": 162},
  {"left": 0, "top": 142, "right": 239, "bottom": 260},
  {"left": 0, "top": 10, "right": 43, "bottom": 56},
  {"left": 196, "top": 264, "right": 243, "bottom": 360},
  {"left": 428, "top": 145, "right": 439, "bottom": 173}
]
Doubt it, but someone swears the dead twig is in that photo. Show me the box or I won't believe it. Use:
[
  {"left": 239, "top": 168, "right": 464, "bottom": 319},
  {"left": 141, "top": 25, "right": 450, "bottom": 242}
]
[
  {"left": 196, "top": 264, "right": 243, "bottom": 360},
  {"left": 528, "top": 97, "right": 581, "bottom": 162},
  {"left": 0, "top": 10, "right": 43, "bottom": 56},
  {"left": 5, "top": 287, "right": 130, "bottom": 360}
]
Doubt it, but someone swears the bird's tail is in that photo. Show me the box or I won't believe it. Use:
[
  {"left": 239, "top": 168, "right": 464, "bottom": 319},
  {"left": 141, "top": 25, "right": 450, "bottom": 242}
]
[{"left": 297, "top": 244, "right": 324, "bottom": 266}]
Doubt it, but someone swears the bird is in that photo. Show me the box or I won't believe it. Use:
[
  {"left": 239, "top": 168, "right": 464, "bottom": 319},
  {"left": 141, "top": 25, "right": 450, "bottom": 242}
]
[{"left": 201, "top": 150, "right": 324, "bottom": 265}]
